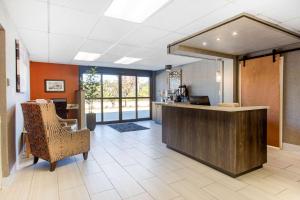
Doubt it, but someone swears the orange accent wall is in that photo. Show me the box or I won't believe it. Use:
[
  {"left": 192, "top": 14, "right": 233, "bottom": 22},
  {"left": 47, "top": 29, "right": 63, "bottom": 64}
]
[{"left": 30, "top": 62, "right": 79, "bottom": 103}]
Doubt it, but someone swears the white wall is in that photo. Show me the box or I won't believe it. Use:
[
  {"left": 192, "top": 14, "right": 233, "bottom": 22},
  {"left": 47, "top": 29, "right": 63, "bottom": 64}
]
[
  {"left": 156, "top": 59, "right": 234, "bottom": 105},
  {"left": 0, "top": 0, "right": 30, "bottom": 176},
  {"left": 223, "top": 59, "right": 234, "bottom": 103}
]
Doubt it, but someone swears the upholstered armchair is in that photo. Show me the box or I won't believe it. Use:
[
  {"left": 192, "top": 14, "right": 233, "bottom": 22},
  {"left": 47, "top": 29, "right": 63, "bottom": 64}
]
[{"left": 21, "top": 102, "right": 90, "bottom": 171}]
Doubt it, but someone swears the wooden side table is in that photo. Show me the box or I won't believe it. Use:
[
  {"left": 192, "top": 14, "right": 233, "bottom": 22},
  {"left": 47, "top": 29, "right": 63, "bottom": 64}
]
[{"left": 23, "top": 131, "right": 31, "bottom": 158}]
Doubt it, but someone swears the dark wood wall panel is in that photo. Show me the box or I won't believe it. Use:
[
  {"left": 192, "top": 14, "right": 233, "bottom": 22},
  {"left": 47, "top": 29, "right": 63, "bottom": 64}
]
[{"left": 240, "top": 55, "right": 281, "bottom": 147}]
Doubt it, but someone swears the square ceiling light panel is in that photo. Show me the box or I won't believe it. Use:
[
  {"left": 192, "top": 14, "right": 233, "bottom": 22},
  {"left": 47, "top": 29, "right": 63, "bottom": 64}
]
[
  {"left": 114, "top": 56, "right": 142, "bottom": 64},
  {"left": 74, "top": 51, "right": 101, "bottom": 61},
  {"left": 104, "top": 0, "right": 170, "bottom": 23}
]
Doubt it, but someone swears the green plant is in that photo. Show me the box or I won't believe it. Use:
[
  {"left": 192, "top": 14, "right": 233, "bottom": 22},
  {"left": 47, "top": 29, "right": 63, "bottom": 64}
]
[{"left": 81, "top": 67, "right": 100, "bottom": 113}]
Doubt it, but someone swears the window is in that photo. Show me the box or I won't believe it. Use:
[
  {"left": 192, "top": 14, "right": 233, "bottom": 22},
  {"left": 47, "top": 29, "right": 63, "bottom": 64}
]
[{"left": 81, "top": 71, "right": 151, "bottom": 123}]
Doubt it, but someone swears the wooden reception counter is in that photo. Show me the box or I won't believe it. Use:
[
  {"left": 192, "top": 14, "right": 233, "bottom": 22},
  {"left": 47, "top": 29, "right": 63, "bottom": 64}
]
[{"left": 161, "top": 103, "right": 268, "bottom": 177}]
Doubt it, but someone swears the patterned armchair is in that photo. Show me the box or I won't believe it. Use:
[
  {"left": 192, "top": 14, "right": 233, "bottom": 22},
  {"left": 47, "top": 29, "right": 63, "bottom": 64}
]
[{"left": 21, "top": 102, "right": 90, "bottom": 171}]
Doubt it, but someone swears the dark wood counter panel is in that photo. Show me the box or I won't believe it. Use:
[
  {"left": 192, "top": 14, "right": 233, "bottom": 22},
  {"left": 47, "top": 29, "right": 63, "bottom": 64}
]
[{"left": 162, "top": 105, "right": 267, "bottom": 177}]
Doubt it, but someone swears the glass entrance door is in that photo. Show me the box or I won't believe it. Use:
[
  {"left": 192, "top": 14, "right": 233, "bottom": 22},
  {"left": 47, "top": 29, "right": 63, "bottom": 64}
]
[
  {"left": 121, "top": 75, "right": 136, "bottom": 120},
  {"left": 102, "top": 75, "right": 120, "bottom": 122}
]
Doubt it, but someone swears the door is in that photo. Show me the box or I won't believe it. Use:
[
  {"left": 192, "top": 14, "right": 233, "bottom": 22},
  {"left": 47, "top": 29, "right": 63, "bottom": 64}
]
[
  {"left": 121, "top": 75, "right": 136, "bottom": 120},
  {"left": 240, "top": 55, "right": 282, "bottom": 147},
  {"left": 103, "top": 75, "right": 120, "bottom": 122}
]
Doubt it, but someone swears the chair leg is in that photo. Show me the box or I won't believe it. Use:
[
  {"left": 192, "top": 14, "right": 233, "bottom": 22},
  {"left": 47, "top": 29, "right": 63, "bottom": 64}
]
[
  {"left": 83, "top": 152, "right": 88, "bottom": 160},
  {"left": 50, "top": 162, "right": 57, "bottom": 172},
  {"left": 33, "top": 156, "right": 39, "bottom": 164}
]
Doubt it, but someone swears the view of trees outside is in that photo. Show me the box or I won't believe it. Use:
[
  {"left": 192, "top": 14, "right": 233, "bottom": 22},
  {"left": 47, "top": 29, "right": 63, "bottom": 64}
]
[
  {"left": 138, "top": 77, "right": 150, "bottom": 97},
  {"left": 83, "top": 73, "right": 150, "bottom": 121}
]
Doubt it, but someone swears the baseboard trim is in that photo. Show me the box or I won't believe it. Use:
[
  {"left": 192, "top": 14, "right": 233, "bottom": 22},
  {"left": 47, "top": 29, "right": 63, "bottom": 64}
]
[{"left": 267, "top": 145, "right": 281, "bottom": 150}]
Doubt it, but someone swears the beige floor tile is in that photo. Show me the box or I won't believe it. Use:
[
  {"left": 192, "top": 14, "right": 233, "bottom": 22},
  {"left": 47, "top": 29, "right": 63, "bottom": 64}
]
[
  {"left": 0, "top": 179, "right": 31, "bottom": 200},
  {"left": 147, "top": 165, "right": 184, "bottom": 184},
  {"left": 111, "top": 154, "right": 138, "bottom": 166},
  {"left": 140, "top": 177, "right": 179, "bottom": 200},
  {"left": 92, "top": 151, "right": 115, "bottom": 165},
  {"left": 171, "top": 180, "right": 216, "bottom": 200},
  {"left": 60, "top": 185, "right": 90, "bottom": 200},
  {"left": 77, "top": 160, "right": 102, "bottom": 176},
  {"left": 125, "top": 192, "right": 154, "bottom": 200},
  {"left": 83, "top": 172, "right": 113, "bottom": 195},
  {"left": 204, "top": 169, "right": 248, "bottom": 191},
  {"left": 277, "top": 187, "right": 300, "bottom": 200},
  {"left": 91, "top": 189, "right": 122, "bottom": 200},
  {"left": 174, "top": 168, "right": 214, "bottom": 188},
  {"left": 101, "top": 163, "right": 145, "bottom": 198},
  {"left": 124, "top": 164, "right": 154, "bottom": 181},
  {"left": 285, "top": 165, "right": 300, "bottom": 175},
  {"left": 238, "top": 174, "right": 287, "bottom": 195},
  {"left": 203, "top": 183, "right": 250, "bottom": 200},
  {"left": 57, "top": 164, "right": 84, "bottom": 191},
  {"left": 154, "top": 157, "right": 185, "bottom": 171},
  {"left": 28, "top": 170, "right": 59, "bottom": 200},
  {"left": 238, "top": 185, "right": 281, "bottom": 200},
  {"left": 265, "top": 158, "right": 293, "bottom": 169}
]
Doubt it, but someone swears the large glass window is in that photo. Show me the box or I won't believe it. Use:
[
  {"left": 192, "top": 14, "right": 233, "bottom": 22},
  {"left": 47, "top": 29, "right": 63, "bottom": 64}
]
[
  {"left": 138, "top": 77, "right": 150, "bottom": 97},
  {"left": 122, "top": 76, "right": 136, "bottom": 97},
  {"left": 82, "top": 72, "right": 151, "bottom": 123},
  {"left": 103, "top": 75, "right": 119, "bottom": 98}
]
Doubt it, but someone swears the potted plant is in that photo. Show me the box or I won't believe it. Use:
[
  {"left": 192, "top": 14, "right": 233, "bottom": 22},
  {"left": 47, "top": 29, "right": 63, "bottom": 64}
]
[{"left": 81, "top": 67, "right": 100, "bottom": 131}]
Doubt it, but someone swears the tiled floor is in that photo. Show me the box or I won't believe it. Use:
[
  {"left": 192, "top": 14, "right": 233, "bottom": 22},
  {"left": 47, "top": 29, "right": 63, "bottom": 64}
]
[{"left": 1, "top": 121, "right": 300, "bottom": 200}]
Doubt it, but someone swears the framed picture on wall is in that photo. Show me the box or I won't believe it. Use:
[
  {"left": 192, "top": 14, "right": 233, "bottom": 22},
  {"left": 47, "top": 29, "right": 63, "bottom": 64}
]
[
  {"left": 16, "top": 39, "right": 29, "bottom": 93},
  {"left": 45, "top": 80, "right": 65, "bottom": 92}
]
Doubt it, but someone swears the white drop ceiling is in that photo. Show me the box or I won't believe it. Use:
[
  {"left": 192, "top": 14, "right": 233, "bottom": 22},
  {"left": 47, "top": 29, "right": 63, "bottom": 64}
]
[{"left": 2, "top": 0, "right": 300, "bottom": 70}]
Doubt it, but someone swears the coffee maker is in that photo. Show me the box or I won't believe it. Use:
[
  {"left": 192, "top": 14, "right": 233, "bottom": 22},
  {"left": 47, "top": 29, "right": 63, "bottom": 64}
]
[{"left": 175, "top": 85, "right": 189, "bottom": 102}]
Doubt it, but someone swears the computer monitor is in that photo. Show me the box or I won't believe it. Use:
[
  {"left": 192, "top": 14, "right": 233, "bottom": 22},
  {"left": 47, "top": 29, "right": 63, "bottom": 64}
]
[{"left": 189, "top": 96, "right": 210, "bottom": 106}]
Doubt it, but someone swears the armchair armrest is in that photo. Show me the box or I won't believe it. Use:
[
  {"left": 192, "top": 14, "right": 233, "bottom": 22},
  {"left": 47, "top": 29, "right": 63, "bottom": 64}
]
[{"left": 58, "top": 118, "right": 78, "bottom": 126}]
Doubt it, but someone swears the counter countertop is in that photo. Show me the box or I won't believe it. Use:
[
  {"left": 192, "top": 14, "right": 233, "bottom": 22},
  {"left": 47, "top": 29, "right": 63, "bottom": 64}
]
[{"left": 153, "top": 102, "right": 268, "bottom": 112}]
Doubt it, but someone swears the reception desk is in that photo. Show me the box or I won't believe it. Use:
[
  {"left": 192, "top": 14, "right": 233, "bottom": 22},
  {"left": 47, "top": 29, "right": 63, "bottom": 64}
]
[{"left": 162, "top": 103, "right": 268, "bottom": 177}]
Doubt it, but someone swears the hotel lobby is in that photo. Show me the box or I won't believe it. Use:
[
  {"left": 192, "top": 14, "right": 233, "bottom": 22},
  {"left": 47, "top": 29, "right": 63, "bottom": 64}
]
[{"left": 1, "top": 0, "right": 300, "bottom": 200}]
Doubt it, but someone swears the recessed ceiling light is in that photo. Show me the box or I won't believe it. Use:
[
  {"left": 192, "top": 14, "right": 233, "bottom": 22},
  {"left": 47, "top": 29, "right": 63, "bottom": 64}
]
[
  {"left": 104, "top": 0, "right": 171, "bottom": 23},
  {"left": 232, "top": 31, "right": 238, "bottom": 36},
  {"left": 74, "top": 51, "right": 101, "bottom": 61},
  {"left": 202, "top": 42, "right": 207, "bottom": 46},
  {"left": 114, "top": 56, "right": 142, "bottom": 64},
  {"left": 216, "top": 37, "right": 221, "bottom": 41}
]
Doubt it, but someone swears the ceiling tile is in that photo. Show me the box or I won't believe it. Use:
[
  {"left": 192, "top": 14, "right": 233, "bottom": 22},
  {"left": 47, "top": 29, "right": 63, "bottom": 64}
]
[
  {"left": 106, "top": 44, "right": 140, "bottom": 56},
  {"left": 97, "top": 53, "right": 121, "bottom": 63},
  {"left": 2, "top": 0, "right": 47, "bottom": 31},
  {"left": 178, "top": 3, "right": 244, "bottom": 35},
  {"left": 234, "top": 0, "right": 300, "bottom": 22},
  {"left": 18, "top": 29, "right": 48, "bottom": 57},
  {"left": 89, "top": 17, "right": 138, "bottom": 43},
  {"left": 144, "top": 0, "right": 230, "bottom": 32},
  {"left": 30, "top": 54, "right": 49, "bottom": 63},
  {"left": 50, "top": 5, "right": 99, "bottom": 37},
  {"left": 282, "top": 17, "right": 300, "bottom": 32},
  {"left": 79, "top": 39, "right": 114, "bottom": 54},
  {"left": 51, "top": 0, "right": 112, "bottom": 14},
  {"left": 120, "top": 26, "right": 170, "bottom": 46},
  {"left": 49, "top": 33, "right": 85, "bottom": 63},
  {"left": 127, "top": 47, "right": 157, "bottom": 58},
  {"left": 147, "top": 32, "right": 185, "bottom": 49}
]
